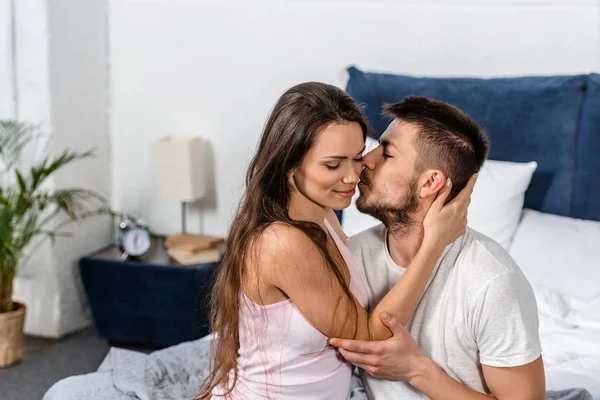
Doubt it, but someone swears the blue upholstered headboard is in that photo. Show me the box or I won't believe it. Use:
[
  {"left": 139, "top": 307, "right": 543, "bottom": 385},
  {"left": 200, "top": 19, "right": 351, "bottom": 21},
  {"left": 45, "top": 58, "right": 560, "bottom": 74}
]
[{"left": 344, "top": 67, "right": 600, "bottom": 222}]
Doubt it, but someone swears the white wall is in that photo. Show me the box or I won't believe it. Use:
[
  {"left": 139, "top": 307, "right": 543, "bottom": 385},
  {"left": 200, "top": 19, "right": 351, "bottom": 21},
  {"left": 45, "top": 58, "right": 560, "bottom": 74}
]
[
  {"left": 8, "top": 0, "right": 59, "bottom": 337},
  {"left": 44, "top": 0, "right": 112, "bottom": 337},
  {"left": 9, "top": 0, "right": 111, "bottom": 338},
  {"left": 109, "top": 0, "right": 600, "bottom": 237},
  {"left": 0, "top": 0, "right": 14, "bottom": 118}
]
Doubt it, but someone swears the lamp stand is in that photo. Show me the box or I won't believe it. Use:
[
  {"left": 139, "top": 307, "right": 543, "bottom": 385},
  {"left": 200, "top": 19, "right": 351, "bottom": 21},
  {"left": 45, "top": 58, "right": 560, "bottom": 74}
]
[
  {"left": 181, "top": 201, "right": 187, "bottom": 234},
  {"left": 165, "top": 199, "right": 221, "bottom": 255}
]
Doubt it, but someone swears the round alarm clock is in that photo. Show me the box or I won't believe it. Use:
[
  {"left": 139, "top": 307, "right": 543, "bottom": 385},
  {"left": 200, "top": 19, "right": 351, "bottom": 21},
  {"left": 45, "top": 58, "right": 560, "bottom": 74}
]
[{"left": 116, "top": 215, "right": 152, "bottom": 259}]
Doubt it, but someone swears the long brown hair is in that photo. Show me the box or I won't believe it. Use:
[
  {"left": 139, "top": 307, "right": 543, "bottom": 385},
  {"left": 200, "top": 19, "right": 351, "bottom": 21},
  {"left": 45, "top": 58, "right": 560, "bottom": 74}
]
[{"left": 196, "top": 82, "right": 367, "bottom": 398}]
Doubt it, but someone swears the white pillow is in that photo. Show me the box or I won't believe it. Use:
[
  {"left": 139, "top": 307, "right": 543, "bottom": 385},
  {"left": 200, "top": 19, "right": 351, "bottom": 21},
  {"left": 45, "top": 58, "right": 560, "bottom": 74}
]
[
  {"left": 509, "top": 209, "right": 600, "bottom": 301},
  {"left": 468, "top": 159, "right": 537, "bottom": 249},
  {"left": 343, "top": 152, "right": 537, "bottom": 249}
]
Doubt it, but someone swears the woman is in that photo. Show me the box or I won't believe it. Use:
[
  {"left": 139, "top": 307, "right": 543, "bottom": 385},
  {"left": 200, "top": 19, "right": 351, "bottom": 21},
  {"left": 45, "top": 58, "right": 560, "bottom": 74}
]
[{"left": 197, "top": 82, "right": 473, "bottom": 399}]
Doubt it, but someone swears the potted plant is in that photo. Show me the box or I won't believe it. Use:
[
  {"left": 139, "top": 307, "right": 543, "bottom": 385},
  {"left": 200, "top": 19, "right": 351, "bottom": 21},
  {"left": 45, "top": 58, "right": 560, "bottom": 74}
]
[{"left": 0, "top": 120, "right": 108, "bottom": 368}]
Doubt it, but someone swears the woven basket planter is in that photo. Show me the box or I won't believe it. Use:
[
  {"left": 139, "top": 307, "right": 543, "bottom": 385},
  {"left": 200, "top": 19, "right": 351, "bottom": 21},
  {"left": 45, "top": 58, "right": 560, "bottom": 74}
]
[{"left": 0, "top": 302, "right": 26, "bottom": 368}]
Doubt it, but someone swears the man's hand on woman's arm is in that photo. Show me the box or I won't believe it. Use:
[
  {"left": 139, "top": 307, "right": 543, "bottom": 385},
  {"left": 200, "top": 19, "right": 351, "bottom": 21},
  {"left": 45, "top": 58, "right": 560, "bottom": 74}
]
[{"left": 329, "top": 312, "right": 546, "bottom": 400}]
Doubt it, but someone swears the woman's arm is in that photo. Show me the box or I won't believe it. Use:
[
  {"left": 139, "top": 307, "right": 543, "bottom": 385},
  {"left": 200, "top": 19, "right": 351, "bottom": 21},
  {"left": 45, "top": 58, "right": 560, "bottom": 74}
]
[
  {"left": 260, "top": 224, "right": 441, "bottom": 340},
  {"left": 261, "top": 175, "right": 476, "bottom": 341},
  {"left": 368, "top": 238, "right": 446, "bottom": 338}
]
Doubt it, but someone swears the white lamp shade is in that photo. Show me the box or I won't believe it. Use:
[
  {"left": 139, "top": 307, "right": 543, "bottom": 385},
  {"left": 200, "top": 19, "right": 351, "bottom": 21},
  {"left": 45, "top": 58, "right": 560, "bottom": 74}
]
[{"left": 155, "top": 136, "right": 206, "bottom": 202}]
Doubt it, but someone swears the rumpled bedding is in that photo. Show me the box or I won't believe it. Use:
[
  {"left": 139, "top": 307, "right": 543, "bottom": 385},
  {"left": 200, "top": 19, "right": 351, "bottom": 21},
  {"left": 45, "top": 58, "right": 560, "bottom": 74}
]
[
  {"left": 44, "top": 330, "right": 594, "bottom": 400},
  {"left": 534, "top": 284, "right": 600, "bottom": 398}
]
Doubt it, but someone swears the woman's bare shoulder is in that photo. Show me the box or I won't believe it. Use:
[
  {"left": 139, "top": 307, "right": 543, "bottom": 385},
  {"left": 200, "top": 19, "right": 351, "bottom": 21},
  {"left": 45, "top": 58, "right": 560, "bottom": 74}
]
[{"left": 254, "top": 222, "right": 316, "bottom": 254}]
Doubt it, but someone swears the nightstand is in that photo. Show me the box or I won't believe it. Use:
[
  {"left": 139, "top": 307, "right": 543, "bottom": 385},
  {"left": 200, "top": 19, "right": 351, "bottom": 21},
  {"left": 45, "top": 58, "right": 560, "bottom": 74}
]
[{"left": 79, "top": 236, "right": 218, "bottom": 347}]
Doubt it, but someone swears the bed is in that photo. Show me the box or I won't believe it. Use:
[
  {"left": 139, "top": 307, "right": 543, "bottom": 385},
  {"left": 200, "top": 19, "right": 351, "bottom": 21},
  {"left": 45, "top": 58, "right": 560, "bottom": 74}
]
[{"left": 341, "top": 67, "right": 600, "bottom": 398}]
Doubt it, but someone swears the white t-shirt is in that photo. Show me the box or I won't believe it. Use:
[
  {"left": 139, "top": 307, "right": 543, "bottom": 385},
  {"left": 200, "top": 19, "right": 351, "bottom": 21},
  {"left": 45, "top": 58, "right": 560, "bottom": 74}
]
[{"left": 347, "top": 225, "right": 542, "bottom": 399}]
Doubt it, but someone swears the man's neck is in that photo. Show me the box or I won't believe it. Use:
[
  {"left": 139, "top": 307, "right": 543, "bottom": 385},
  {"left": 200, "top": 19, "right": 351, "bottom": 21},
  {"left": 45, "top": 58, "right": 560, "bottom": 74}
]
[{"left": 387, "top": 221, "right": 425, "bottom": 268}]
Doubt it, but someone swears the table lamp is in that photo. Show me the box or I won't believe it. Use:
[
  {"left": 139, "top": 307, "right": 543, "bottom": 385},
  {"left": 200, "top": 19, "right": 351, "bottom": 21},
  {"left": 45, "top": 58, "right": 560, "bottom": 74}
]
[{"left": 155, "top": 136, "right": 206, "bottom": 239}]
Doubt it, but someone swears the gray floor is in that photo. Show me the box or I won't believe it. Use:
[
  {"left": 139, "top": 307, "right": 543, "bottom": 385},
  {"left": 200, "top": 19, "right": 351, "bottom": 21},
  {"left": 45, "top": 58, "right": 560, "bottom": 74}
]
[{"left": 0, "top": 327, "right": 109, "bottom": 400}]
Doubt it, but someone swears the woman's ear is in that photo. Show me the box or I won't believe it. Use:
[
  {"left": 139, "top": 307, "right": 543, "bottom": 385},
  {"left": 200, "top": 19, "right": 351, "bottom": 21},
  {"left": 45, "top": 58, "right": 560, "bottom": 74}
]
[
  {"left": 419, "top": 170, "right": 447, "bottom": 199},
  {"left": 288, "top": 169, "right": 297, "bottom": 190}
]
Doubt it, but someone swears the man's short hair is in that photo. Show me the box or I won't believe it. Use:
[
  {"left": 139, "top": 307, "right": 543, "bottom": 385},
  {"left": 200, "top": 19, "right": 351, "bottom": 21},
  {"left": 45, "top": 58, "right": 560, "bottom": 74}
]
[{"left": 383, "top": 96, "right": 490, "bottom": 200}]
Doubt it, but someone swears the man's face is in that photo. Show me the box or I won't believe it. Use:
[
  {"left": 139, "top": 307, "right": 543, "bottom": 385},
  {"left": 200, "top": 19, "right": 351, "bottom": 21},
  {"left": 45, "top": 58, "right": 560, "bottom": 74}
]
[{"left": 356, "top": 120, "right": 422, "bottom": 227}]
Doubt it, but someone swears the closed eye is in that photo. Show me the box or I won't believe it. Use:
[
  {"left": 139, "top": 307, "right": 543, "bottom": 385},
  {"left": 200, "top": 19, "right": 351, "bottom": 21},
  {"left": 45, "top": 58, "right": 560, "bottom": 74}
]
[{"left": 380, "top": 139, "right": 395, "bottom": 159}]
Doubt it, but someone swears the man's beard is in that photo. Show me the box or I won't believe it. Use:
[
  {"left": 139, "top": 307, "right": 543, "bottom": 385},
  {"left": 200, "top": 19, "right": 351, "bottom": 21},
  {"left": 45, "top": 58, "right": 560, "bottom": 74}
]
[{"left": 356, "top": 175, "right": 420, "bottom": 233}]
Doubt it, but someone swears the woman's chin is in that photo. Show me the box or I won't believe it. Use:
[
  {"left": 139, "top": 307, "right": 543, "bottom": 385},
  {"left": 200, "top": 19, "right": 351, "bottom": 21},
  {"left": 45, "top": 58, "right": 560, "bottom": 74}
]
[{"left": 328, "top": 197, "right": 353, "bottom": 210}]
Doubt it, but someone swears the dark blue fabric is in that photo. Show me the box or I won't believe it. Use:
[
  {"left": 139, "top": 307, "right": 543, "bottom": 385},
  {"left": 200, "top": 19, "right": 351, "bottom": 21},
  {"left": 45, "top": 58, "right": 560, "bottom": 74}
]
[
  {"left": 346, "top": 66, "right": 588, "bottom": 218},
  {"left": 80, "top": 248, "right": 217, "bottom": 347},
  {"left": 573, "top": 73, "right": 600, "bottom": 221}
]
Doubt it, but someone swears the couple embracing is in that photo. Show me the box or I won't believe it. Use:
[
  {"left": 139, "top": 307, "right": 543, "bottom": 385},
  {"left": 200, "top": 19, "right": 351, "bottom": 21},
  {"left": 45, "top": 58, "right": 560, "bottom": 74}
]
[{"left": 197, "top": 82, "right": 545, "bottom": 400}]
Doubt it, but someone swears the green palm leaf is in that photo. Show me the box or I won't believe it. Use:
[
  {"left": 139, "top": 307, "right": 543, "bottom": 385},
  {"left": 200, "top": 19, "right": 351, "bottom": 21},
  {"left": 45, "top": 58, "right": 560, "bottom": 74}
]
[{"left": 0, "top": 120, "right": 111, "bottom": 313}]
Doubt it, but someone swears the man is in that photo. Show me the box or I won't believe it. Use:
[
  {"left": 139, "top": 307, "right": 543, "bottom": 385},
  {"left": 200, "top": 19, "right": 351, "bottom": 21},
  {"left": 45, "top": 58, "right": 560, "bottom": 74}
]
[{"left": 330, "top": 96, "right": 546, "bottom": 399}]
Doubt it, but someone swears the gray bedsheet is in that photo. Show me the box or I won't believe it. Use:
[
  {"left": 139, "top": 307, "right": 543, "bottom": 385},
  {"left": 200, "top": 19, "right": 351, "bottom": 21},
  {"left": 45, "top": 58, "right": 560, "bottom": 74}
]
[{"left": 43, "top": 335, "right": 593, "bottom": 400}]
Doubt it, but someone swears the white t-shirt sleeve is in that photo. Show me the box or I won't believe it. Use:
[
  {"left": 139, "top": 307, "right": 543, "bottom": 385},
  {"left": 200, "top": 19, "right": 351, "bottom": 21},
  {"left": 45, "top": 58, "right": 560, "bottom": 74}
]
[{"left": 471, "top": 271, "right": 542, "bottom": 367}]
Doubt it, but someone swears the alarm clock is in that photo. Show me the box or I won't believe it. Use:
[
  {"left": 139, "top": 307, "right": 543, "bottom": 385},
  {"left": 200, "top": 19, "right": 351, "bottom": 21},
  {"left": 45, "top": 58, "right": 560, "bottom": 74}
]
[{"left": 115, "top": 215, "right": 152, "bottom": 260}]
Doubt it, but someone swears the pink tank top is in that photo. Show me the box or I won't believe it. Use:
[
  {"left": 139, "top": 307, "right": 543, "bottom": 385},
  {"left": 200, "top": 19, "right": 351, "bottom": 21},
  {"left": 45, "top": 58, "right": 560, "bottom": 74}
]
[{"left": 212, "top": 219, "right": 368, "bottom": 399}]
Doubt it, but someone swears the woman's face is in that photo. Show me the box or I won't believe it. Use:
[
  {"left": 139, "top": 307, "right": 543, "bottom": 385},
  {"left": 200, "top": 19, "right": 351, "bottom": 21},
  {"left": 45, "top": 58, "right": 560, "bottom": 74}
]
[{"left": 292, "top": 122, "right": 365, "bottom": 211}]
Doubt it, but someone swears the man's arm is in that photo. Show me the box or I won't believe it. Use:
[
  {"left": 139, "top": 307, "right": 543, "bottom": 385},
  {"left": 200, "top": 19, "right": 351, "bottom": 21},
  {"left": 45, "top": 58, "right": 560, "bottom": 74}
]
[
  {"left": 330, "top": 312, "right": 546, "bottom": 400},
  {"left": 482, "top": 358, "right": 546, "bottom": 400},
  {"left": 411, "top": 355, "right": 545, "bottom": 400}
]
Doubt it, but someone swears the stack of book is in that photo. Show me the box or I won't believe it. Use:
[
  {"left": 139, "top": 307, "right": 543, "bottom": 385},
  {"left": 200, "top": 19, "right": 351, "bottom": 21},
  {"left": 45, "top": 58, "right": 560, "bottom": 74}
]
[{"left": 165, "top": 234, "right": 225, "bottom": 265}]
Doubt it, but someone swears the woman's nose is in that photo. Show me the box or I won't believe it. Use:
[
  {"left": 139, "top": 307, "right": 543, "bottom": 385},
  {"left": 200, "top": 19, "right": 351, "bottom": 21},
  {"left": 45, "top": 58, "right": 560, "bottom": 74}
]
[{"left": 343, "top": 163, "right": 361, "bottom": 185}]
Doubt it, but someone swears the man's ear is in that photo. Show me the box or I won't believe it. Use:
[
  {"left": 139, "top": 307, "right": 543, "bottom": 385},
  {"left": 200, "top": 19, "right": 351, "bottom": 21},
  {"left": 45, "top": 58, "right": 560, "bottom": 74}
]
[{"left": 418, "top": 170, "right": 447, "bottom": 199}]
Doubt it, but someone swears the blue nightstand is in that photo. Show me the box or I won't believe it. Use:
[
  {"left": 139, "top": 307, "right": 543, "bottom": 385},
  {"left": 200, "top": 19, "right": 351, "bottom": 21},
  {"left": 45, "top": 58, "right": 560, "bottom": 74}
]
[{"left": 79, "top": 237, "right": 218, "bottom": 347}]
